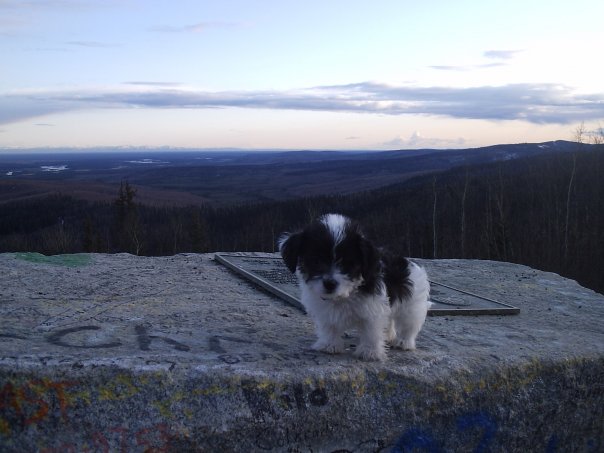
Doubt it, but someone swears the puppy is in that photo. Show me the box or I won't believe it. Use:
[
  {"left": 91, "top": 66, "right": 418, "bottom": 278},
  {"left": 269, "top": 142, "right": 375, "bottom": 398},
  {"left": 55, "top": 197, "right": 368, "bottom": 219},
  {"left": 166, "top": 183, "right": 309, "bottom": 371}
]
[{"left": 279, "top": 213, "right": 430, "bottom": 361}]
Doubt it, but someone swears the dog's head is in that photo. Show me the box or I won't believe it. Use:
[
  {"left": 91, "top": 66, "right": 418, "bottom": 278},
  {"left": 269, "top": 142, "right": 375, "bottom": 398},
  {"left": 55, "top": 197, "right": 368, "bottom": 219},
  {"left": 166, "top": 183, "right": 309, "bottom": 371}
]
[{"left": 279, "top": 214, "right": 380, "bottom": 299}]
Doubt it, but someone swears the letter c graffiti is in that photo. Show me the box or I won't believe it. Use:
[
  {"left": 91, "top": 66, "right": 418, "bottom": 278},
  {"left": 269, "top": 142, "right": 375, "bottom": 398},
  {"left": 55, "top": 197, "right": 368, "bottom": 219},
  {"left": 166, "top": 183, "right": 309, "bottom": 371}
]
[{"left": 47, "top": 326, "right": 122, "bottom": 349}]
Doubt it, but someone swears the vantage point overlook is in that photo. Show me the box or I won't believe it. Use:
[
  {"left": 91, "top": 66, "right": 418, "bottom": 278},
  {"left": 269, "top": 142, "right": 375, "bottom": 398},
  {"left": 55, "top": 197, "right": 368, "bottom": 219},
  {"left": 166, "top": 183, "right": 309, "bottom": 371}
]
[
  {"left": 0, "top": 251, "right": 602, "bottom": 451},
  {"left": 2, "top": 1, "right": 603, "bottom": 450}
]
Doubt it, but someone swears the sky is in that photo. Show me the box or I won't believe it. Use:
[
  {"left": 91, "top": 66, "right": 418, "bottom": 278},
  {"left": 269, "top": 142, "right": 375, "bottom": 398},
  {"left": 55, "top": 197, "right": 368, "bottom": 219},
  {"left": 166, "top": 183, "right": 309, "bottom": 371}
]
[{"left": 1, "top": 0, "right": 603, "bottom": 150}]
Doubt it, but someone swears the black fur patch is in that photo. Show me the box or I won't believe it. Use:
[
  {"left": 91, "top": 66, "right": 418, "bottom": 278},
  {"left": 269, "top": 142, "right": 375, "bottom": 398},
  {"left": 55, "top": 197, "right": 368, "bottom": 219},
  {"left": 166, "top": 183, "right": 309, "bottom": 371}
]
[
  {"left": 381, "top": 251, "right": 412, "bottom": 303},
  {"left": 280, "top": 214, "right": 413, "bottom": 302}
]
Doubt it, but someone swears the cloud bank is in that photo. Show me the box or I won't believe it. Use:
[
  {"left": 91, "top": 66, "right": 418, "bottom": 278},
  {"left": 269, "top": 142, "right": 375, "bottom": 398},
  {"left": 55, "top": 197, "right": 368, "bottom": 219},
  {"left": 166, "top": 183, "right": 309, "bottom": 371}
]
[{"left": 1, "top": 82, "right": 602, "bottom": 125}]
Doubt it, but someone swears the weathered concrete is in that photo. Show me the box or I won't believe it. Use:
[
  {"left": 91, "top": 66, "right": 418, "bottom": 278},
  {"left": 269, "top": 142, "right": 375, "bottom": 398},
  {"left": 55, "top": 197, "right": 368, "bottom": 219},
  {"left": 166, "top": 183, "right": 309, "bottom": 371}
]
[{"left": 0, "top": 252, "right": 602, "bottom": 452}]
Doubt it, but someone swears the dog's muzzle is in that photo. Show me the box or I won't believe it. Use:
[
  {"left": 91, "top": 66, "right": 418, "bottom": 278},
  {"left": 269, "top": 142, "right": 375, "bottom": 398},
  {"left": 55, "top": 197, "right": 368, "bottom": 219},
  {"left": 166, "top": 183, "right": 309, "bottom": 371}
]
[{"left": 322, "top": 277, "right": 338, "bottom": 294}]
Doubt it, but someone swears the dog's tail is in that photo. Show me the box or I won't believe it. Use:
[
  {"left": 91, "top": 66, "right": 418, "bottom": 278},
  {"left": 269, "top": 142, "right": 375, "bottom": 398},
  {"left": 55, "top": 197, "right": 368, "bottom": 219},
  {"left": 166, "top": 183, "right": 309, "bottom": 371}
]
[{"left": 408, "top": 261, "right": 431, "bottom": 309}]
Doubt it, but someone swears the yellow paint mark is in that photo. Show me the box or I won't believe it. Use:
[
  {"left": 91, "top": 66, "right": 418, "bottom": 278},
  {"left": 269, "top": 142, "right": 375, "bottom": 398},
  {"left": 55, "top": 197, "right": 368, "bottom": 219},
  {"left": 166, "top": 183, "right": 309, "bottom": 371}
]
[
  {"left": 351, "top": 375, "right": 367, "bottom": 397},
  {"left": 98, "top": 374, "right": 139, "bottom": 401},
  {"left": 256, "top": 379, "right": 274, "bottom": 391},
  {"left": 335, "top": 372, "right": 368, "bottom": 397},
  {"left": 66, "top": 389, "right": 92, "bottom": 407},
  {"left": 153, "top": 400, "right": 173, "bottom": 419},
  {"left": 173, "top": 391, "right": 185, "bottom": 402},
  {"left": 435, "top": 384, "right": 447, "bottom": 394},
  {"left": 0, "top": 418, "right": 9, "bottom": 436},
  {"left": 193, "top": 381, "right": 240, "bottom": 397},
  {"left": 193, "top": 385, "right": 224, "bottom": 396}
]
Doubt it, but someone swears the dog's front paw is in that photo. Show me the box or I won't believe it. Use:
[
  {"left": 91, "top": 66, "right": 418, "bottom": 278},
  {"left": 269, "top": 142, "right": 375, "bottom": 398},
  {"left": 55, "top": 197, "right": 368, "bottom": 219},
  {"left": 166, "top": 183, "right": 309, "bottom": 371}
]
[
  {"left": 312, "top": 339, "right": 345, "bottom": 354},
  {"left": 390, "top": 338, "right": 416, "bottom": 351},
  {"left": 353, "top": 345, "right": 386, "bottom": 362}
]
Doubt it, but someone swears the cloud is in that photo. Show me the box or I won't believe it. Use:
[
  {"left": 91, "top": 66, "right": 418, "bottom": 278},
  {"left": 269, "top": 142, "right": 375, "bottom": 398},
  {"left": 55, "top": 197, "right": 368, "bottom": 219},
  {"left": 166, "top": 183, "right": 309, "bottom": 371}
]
[
  {"left": 431, "top": 49, "right": 523, "bottom": 72},
  {"left": 66, "top": 40, "right": 120, "bottom": 48},
  {"left": 124, "top": 81, "right": 183, "bottom": 87},
  {"left": 1, "top": 82, "right": 603, "bottom": 125},
  {"left": 149, "top": 21, "right": 240, "bottom": 33},
  {"left": 431, "top": 62, "right": 505, "bottom": 71},
  {"left": 383, "top": 131, "right": 466, "bottom": 149},
  {"left": 484, "top": 49, "right": 523, "bottom": 60}
]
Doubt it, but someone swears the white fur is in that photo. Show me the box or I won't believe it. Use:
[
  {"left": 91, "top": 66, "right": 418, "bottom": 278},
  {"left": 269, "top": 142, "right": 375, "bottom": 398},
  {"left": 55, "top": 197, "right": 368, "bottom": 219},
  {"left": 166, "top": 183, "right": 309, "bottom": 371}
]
[
  {"left": 298, "top": 269, "right": 390, "bottom": 361},
  {"left": 320, "top": 213, "right": 348, "bottom": 245},
  {"left": 297, "top": 260, "right": 430, "bottom": 361},
  {"left": 277, "top": 233, "right": 290, "bottom": 252},
  {"left": 386, "top": 262, "right": 431, "bottom": 350},
  {"left": 304, "top": 268, "right": 361, "bottom": 300},
  {"left": 283, "top": 214, "right": 431, "bottom": 361}
]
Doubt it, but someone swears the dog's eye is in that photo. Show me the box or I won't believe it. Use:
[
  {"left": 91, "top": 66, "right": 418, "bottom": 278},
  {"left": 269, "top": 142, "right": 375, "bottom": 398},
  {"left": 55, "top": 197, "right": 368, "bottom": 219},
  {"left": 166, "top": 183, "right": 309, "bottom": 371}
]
[
  {"left": 336, "top": 255, "right": 362, "bottom": 276},
  {"left": 302, "top": 255, "right": 330, "bottom": 274}
]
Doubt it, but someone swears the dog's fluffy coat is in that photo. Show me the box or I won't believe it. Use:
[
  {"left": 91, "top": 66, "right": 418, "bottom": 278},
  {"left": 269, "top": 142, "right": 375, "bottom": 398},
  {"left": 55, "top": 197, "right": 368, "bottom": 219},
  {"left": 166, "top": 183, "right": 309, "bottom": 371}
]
[{"left": 279, "top": 213, "right": 430, "bottom": 361}]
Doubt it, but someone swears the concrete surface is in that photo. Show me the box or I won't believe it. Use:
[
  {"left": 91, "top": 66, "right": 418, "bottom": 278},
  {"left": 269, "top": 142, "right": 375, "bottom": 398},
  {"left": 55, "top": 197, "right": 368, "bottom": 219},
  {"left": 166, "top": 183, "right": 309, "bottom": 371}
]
[{"left": 0, "top": 252, "right": 602, "bottom": 452}]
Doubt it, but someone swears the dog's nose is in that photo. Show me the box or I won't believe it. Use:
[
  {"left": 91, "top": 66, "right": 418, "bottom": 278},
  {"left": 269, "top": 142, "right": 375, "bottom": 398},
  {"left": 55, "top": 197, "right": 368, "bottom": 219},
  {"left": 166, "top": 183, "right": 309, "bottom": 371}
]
[{"left": 323, "top": 277, "right": 337, "bottom": 293}]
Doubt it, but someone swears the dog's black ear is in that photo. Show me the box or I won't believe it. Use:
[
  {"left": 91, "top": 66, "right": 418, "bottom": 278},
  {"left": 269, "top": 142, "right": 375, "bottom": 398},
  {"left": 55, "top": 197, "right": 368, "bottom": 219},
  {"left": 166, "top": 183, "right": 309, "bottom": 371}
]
[
  {"left": 359, "top": 236, "right": 380, "bottom": 286},
  {"left": 279, "top": 232, "right": 303, "bottom": 273}
]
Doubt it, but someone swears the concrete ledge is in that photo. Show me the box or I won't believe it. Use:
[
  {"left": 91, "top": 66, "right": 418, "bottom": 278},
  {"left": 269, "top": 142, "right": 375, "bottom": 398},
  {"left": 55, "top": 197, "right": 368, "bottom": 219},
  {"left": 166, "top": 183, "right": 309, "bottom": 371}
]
[{"left": 1, "top": 253, "right": 602, "bottom": 452}]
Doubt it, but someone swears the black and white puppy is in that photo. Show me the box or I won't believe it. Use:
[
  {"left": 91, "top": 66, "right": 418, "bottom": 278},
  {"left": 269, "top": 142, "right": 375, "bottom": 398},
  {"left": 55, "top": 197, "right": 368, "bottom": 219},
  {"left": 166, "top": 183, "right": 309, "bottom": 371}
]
[{"left": 279, "top": 213, "right": 430, "bottom": 361}]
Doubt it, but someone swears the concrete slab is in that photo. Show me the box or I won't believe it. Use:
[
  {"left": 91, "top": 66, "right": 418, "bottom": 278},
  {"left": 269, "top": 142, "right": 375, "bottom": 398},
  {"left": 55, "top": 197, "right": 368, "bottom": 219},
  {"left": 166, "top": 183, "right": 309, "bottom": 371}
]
[{"left": 0, "top": 252, "right": 602, "bottom": 452}]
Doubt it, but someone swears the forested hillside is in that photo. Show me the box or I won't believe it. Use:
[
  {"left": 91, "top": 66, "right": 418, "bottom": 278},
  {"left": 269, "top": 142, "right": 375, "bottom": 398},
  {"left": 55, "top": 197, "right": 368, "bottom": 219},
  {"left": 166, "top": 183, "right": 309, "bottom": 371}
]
[{"left": 1, "top": 146, "right": 602, "bottom": 294}]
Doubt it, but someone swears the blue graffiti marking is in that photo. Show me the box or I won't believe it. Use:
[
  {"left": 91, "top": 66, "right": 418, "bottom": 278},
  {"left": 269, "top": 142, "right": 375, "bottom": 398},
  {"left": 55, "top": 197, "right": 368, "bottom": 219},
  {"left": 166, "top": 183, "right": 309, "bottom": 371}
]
[
  {"left": 456, "top": 412, "right": 497, "bottom": 453},
  {"left": 393, "top": 428, "right": 441, "bottom": 453}
]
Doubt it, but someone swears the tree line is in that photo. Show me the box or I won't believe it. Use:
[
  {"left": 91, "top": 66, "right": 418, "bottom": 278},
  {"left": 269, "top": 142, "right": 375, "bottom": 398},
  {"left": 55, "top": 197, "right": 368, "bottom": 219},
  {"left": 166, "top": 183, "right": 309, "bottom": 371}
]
[{"left": 0, "top": 144, "right": 602, "bottom": 294}]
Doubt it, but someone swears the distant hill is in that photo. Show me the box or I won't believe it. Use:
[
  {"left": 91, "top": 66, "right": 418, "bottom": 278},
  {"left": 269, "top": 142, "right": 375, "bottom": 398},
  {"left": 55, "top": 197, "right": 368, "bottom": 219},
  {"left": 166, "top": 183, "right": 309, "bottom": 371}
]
[
  {"left": 0, "top": 141, "right": 602, "bottom": 295},
  {"left": 0, "top": 141, "right": 583, "bottom": 205}
]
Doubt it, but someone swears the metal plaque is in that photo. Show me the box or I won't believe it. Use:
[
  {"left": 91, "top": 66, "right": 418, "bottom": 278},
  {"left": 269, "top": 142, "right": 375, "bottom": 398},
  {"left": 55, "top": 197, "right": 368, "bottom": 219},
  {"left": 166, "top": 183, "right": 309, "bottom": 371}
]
[{"left": 215, "top": 253, "right": 519, "bottom": 316}]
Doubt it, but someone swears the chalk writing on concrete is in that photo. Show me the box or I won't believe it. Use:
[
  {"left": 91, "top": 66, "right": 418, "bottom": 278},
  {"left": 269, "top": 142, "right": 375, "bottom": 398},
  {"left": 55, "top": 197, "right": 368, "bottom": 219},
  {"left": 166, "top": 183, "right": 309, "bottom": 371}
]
[
  {"left": 135, "top": 325, "right": 190, "bottom": 352},
  {"left": 47, "top": 326, "right": 122, "bottom": 349},
  {"left": 23, "top": 324, "right": 326, "bottom": 364}
]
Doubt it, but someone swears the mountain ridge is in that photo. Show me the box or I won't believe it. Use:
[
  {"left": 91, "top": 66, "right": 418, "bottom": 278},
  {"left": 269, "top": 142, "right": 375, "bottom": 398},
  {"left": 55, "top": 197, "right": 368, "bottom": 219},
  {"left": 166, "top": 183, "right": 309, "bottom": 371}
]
[{"left": 0, "top": 140, "right": 586, "bottom": 206}]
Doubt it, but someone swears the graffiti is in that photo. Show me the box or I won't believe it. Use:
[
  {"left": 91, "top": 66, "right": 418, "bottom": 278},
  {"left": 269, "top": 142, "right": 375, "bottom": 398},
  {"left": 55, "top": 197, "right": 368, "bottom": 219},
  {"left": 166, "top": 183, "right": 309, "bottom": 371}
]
[
  {"left": 31, "top": 324, "right": 311, "bottom": 362},
  {"left": 47, "top": 326, "right": 122, "bottom": 349},
  {"left": 217, "top": 350, "right": 319, "bottom": 364},
  {"left": 0, "top": 320, "right": 333, "bottom": 367},
  {"left": 393, "top": 427, "right": 440, "bottom": 453},
  {"left": 0, "top": 374, "right": 147, "bottom": 437},
  {"left": 98, "top": 373, "right": 140, "bottom": 401},
  {"left": 392, "top": 412, "right": 498, "bottom": 453},
  {"left": 40, "top": 422, "right": 171, "bottom": 453},
  {"left": 209, "top": 334, "right": 253, "bottom": 354},
  {"left": 135, "top": 325, "right": 190, "bottom": 352},
  {"left": 242, "top": 379, "right": 329, "bottom": 421},
  {"left": 0, "top": 379, "right": 76, "bottom": 433},
  {"left": 456, "top": 412, "right": 497, "bottom": 453},
  {"left": 0, "top": 334, "right": 27, "bottom": 340},
  {"left": 391, "top": 412, "right": 585, "bottom": 453},
  {"left": 1, "top": 371, "right": 331, "bottom": 447}
]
